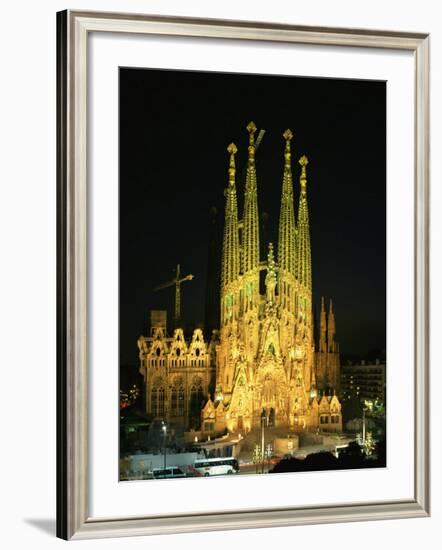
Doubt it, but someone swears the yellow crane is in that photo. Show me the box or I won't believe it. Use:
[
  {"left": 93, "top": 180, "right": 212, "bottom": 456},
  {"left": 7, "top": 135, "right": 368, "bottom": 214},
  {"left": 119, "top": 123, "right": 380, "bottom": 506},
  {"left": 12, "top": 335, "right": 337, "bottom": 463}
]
[{"left": 153, "top": 264, "right": 194, "bottom": 326}]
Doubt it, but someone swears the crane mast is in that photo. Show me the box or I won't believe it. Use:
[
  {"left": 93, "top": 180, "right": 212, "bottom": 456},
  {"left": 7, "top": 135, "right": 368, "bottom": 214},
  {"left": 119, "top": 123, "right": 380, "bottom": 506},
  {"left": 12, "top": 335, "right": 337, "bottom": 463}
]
[{"left": 153, "top": 264, "right": 194, "bottom": 327}]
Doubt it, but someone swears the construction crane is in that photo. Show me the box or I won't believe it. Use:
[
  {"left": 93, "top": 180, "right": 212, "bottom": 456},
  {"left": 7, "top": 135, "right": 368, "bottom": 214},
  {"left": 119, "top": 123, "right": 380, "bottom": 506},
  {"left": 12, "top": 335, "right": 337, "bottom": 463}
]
[
  {"left": 255, "top": 128, "right": 266, "bottom": 150},
  {"left": 153, "top": 264, "right": 194, "bottom": 326}
]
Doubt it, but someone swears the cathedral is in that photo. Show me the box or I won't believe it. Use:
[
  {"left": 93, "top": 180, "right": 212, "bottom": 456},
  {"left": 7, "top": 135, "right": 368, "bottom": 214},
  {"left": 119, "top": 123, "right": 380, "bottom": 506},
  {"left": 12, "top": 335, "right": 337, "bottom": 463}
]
[{"left": 138, "top": 122, "right": 342, "bottom": 437}]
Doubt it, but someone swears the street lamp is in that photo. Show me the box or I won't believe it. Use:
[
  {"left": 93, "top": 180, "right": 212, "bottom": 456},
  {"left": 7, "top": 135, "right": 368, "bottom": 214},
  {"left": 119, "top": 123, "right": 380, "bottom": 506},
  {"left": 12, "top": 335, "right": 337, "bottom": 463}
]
[
  {"left": 252, "top": 444, "right": 261, "bottom": 474},
  {"left": 162, "top": 421, "right": 167, "bottom": 470},
  {"left": 362, "top": 399, "right": 374, "bottom": 446}
]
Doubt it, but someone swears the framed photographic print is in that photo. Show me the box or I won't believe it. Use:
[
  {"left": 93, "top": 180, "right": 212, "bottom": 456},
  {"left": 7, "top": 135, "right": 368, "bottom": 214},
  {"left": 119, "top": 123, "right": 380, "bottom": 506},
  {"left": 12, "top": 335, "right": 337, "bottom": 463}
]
[{"left": 57, "top": 10, "right": 430, "bottom": 540}]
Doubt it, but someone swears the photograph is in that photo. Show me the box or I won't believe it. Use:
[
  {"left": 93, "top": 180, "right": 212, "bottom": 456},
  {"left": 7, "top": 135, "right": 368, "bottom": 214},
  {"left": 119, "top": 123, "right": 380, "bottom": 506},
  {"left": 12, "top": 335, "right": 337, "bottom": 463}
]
[{"left": 118, "top": 67, "right": 387, "bottom": 481}]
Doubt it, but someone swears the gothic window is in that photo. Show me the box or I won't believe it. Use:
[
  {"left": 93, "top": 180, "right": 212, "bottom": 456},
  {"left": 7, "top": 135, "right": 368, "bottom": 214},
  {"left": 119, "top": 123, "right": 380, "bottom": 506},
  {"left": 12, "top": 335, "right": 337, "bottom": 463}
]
[
  {"left": 176, "top": 348, "right": 180, "bottom": 357},
  {"left": 190, "top": 386, "right": 198, "bottom": 415},
  {"left": 158, "top": 387, "right": 165, "bottom": 416},
  {"left": 171, "top": 387, "right": 177, "bottom": 415},
  {"left": 190, "top": 383, "right": 204, "bottom": 416},
  {"left": 151, "top": 387, "right": 158, "bottom": 415},
  {"left": 178, "top": 387, "right": 185, "bottom": 415},
  {"left": 197, "top": 386, "right": 204, "bottom": 408},
  {"left": 151, "top": 377, "right": 165, "bottom": 417},
  {"left": 156, "top": 347, "right": 161, "bottom": 357}
]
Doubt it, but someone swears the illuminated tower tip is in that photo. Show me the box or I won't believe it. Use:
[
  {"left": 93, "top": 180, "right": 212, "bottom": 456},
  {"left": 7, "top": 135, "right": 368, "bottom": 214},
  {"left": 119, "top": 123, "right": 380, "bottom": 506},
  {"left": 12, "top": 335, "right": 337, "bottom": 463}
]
[
  {"left": 227, "top": 143, "right": 237, "bottom": 185},
  {"left": 283, "top": 129, "right": 293, "bottom": 168},
  {"left": 247, "top": 120, "right": 257, "bottom": 135},
  {"left": 283, "top": 128, "right": 293, "bottom": 141},
  {"left": 227, "top": 142, "right": 238, "bottom": 156},
  {"left": 299, "top": 155, "right": 309, "bottom": 193},
  {"left": 247, "top": 121, "right": 257, "bottom": 151}
]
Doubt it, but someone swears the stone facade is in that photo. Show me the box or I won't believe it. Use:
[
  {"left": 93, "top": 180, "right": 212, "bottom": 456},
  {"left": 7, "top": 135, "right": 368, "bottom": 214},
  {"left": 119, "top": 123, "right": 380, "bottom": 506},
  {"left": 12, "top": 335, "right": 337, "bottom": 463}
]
[{"left": 138, "top": 326, "right": 216, "bottom": 429}]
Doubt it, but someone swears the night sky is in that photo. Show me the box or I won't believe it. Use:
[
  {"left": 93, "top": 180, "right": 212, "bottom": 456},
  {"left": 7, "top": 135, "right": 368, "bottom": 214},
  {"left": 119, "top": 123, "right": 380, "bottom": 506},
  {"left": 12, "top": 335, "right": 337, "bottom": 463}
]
[{"left": 120, "top": 68, "right": 386, "bottom": 368}]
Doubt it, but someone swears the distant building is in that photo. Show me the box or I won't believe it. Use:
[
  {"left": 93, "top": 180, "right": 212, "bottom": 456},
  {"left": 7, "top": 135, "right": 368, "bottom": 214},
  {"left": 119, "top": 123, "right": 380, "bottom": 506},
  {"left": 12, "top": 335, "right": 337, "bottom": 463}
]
[{"left": 341, "top": 360, "right": 386, "bottom": 402}]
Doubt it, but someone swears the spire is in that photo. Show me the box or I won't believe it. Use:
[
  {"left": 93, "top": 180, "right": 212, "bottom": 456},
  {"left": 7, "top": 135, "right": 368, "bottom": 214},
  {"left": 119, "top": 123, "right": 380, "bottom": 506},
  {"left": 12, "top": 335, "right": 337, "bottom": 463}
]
[
  {"left": 278, "top": 129, "right": 297, "bottom": 276},
  {"left": 320, "top": 296, "right": 327, "bottom": 353},
  {"left": 296, "top": 155, "right": 312, "bottom": 292},
  {"left": 327, "top": 298, "right": 336, "bottom": 352},
  {"left": 242, "top": 121, "right": 260, "bottom": 274},
  {"left": 221, "top": 143, "right": 240, "bottom": 288}
]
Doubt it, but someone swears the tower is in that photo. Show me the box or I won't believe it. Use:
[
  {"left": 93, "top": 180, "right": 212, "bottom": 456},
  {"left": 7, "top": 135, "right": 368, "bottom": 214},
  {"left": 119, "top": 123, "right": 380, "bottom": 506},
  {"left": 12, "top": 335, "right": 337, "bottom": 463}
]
[
  {"left": 327, "top": 299, "right": 336, "bottom": 353},
  {"left": 278, "top": 129, "right": 296, "bottom": 279},
  {"left": 220, "top": 142, "right": 240, "bottom": 325},
  {"left": 277, "top": 129, "right": 297, "bottom": 357},
  {"left": 241, "top": 122, "right": 261, "bottom": 359},
  {"left": 319, "top": 296, "right": 327, "bottom": 353},
  {"left": 296, "top": 155, "right": 312, "bottom": 295},
  {"left": 242, "top": 121, "right": 260, "bottom": 275},
  {"left": 295, "top": 154, "right": 314, "bottom": 393}
]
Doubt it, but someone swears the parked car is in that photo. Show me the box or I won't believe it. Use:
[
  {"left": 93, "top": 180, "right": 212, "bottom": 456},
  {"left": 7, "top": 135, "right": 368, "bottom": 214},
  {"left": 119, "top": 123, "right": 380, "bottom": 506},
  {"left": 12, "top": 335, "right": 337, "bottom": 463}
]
[{"left": 152, "top": 466, "right": 186, "bottom": 479}]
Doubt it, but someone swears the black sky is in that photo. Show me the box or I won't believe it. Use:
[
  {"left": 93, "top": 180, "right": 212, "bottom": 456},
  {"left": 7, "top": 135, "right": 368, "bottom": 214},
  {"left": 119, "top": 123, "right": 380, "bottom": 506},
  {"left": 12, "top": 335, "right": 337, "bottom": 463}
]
[{"left": 119, "top": 67, "right": 386, "bottom": 367}]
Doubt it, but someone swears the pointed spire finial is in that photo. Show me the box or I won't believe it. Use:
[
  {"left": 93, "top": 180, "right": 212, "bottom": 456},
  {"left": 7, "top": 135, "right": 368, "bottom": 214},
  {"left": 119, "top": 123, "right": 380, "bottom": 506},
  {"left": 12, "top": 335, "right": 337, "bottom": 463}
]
[
  {"left": 329, "top": 298, "right": 333, "bottom": 313},
  {"left": 299, "top": 155, "right": 309, "bottom": 194},
  {"left": 247, "top": 121, "right": 257, "bottom": 145},
  {"left": 283, "top": 129, "right": 293, "bottom": 169},
  {"left": 227, "top": 142, "right": 237, "bottom": 186},
  {"left": 227, "top": 142, "right": 237, "bottom": 156},
  {"left": 246, "top": 121, "right": 257, "bottom": 165},
  {"left": 321, "top": 296, "right": 325, "bottom": 311},
  {"left": 283, "top": 128, "right": 293, "bottom": 141}
]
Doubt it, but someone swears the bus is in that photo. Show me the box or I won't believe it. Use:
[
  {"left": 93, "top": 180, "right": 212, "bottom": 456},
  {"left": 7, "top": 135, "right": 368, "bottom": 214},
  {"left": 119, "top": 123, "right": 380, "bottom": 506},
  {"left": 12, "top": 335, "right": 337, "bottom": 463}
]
[{"left": 194, "top": 457, "right": 239, "bottom": 477}]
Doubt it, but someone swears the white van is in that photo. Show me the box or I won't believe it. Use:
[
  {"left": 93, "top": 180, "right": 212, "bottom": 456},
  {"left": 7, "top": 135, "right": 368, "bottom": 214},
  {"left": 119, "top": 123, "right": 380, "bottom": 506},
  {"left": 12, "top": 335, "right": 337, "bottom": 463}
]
[{"left": 152, "top": 466, "right": 186, "bottom": 479}]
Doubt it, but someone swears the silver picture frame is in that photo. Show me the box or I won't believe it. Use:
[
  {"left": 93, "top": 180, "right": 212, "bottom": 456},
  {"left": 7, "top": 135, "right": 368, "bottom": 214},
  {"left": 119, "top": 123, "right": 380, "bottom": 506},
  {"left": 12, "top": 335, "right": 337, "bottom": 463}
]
[{"left": 56, "top": 9, "right": 430, "bottom": 540}]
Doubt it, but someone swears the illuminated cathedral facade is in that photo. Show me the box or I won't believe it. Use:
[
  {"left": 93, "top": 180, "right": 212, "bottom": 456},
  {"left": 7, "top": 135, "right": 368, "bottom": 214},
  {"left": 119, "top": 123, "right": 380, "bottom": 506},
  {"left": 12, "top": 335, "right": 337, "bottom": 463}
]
[{"left": 138, "top": 122, "right": 341, "bottom": 436}]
